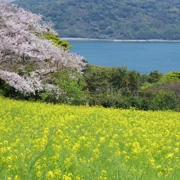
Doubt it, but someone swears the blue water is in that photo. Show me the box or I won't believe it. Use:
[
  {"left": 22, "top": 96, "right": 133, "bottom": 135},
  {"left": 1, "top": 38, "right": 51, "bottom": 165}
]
[{"left": 68, "top": 41, "right": 180, "bottom": 74}]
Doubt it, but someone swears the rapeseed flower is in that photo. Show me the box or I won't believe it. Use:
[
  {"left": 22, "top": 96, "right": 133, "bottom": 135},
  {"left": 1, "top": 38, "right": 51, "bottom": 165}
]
[{"left": 0, "top": 97, "right": 179, "bottom": 180}]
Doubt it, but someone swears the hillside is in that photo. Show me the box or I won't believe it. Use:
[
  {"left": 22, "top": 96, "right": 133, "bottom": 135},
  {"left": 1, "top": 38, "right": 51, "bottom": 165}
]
[{"left": 14, "top": 0, "right": 180, "bottom": 40}]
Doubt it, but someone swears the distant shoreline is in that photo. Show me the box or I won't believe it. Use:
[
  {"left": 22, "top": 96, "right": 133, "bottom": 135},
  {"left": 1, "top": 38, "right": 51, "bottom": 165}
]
[{"left": 61, "top": 37, "right": 180, "bottom": 42}]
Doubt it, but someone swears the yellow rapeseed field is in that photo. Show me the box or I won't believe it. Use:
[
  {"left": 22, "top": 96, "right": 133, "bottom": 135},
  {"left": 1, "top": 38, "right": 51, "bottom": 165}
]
[{"left": 0, "top": 96, "right": 179, "bottom": 180}]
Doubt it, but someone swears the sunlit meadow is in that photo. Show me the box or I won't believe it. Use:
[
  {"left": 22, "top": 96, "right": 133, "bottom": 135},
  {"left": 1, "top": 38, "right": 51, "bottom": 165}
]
[{"left": 0, "top": 97, "right": 179, "bottom": 180}]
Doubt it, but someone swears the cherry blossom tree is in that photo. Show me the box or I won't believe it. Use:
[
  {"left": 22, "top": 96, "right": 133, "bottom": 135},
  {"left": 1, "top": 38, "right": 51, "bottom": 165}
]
[{"left": 0, "top": 2, "right": 86, "bottom": 94}]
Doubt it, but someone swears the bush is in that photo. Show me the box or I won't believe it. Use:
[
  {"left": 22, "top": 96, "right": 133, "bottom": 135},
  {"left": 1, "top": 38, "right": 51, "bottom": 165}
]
[{"left": 152, "top": 90, "right": 178, "bottom": 110}]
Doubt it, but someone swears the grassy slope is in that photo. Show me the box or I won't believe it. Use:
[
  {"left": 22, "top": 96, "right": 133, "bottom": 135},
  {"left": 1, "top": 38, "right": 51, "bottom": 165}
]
[{"left": 0, "top": 97, "right": 180, "bottom": 179}]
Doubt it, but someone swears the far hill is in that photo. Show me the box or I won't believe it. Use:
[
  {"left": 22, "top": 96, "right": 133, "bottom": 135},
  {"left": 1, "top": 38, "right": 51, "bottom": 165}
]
[{"left": 14, "top": 0, "right": 180, "bottom": 39}]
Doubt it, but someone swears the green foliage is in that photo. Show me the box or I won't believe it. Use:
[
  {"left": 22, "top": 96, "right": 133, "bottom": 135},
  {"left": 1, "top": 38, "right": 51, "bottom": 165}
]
[
  {"left": 83, "top": 65, "right": 113, "bottom": 93},
  {"left": 51, "top": 68, "right": 87, "bottom": 105},
  {"left": 1, "top": 57, "right": 179, "bottom": 111},
  {"left": 39, "top": 91, "right": 66, "bottom": 104},
  {"left": 148, "top": 70, "right": 163, "bottom": 83},
  {"left": 159, "top": 71, "right": 180, "bottom": 83},
  {"left": 128, "top": 70, "right": 141, "bottom": 95},
  {"left": 15, "top": 0, "right": 180, "bottom": 40},
  {"left": 83, "top": 65, "right": 179, "bottom": 111},
  {"left": 43, "top": 32, "right": 72, "bottom": 50},
  {"left": 152, "top": 90, "right": 179, "bottom": 110},
  {"left": 140, "top": 82, "right": 153, "bottom": 91},
  {"left": 110, "top": 66, "right": 128, "bottom": 90}
]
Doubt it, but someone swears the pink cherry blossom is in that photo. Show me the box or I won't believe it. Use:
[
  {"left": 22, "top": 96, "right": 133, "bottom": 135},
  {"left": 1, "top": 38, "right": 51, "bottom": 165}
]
[{"left": 0, "top": 2, "right": 86, "bottom": 94}]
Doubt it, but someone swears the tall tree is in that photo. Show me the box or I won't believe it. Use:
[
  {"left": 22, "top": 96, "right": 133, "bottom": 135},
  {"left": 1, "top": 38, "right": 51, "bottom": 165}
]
[{"left": 0, "top": 2, "right": 86, "bottom": 95}]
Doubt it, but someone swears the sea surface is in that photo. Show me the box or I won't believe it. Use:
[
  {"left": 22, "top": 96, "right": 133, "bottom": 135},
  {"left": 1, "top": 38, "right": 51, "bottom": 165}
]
[{"left": 68, "top": 40, "right": 180, "bottom": 74}]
